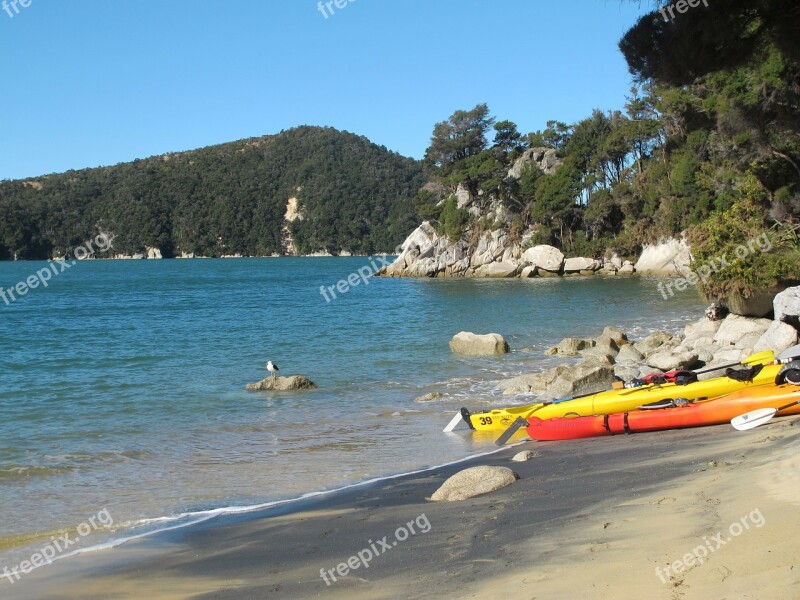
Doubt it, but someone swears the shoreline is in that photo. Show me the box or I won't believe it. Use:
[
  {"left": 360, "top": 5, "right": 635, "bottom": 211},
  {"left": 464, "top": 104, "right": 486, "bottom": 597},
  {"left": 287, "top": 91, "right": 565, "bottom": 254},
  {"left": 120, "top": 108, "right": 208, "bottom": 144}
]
[{"left": 5, "top": 418, "right": 799, "bottom": 599}]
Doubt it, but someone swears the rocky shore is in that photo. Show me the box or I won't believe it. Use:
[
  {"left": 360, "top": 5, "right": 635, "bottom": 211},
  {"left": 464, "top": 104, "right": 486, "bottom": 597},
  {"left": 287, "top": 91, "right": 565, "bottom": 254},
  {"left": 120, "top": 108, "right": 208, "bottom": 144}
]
[{"left": 495, "top": 286, "right": 800, "bottom": 400}]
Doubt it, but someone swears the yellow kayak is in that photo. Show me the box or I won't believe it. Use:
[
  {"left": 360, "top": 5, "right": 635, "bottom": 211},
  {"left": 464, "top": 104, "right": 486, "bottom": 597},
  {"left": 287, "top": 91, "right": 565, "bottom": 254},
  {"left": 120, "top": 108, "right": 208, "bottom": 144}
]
[{"left": 460, "top": 355, "right": 780, "bottom": 432}]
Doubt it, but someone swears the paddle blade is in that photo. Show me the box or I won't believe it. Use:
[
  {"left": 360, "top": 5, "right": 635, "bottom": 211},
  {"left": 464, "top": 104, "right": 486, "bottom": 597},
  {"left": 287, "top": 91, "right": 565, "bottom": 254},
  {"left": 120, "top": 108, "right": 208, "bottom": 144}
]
[
  {"left": 742, "top": 350, "right": 776, "bottom": 366},
  {"left": 443, "top": 411, "right": 464, "bottom": 433},
  {"left": 495, "top": 417, "right": 529, "bottom": 446},
  {"left": 731, "top": 408, "right": 778, "bottom": 431},
  {"left": 778, "top": 344, "right": 800, "bottom": 361}
]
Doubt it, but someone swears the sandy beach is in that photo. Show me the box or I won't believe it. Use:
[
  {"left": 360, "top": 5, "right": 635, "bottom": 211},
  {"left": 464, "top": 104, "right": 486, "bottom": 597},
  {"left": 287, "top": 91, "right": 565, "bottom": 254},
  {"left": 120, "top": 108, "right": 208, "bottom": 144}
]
[{"left": 5, "top": 414, "right": 799, "bottom": 600}]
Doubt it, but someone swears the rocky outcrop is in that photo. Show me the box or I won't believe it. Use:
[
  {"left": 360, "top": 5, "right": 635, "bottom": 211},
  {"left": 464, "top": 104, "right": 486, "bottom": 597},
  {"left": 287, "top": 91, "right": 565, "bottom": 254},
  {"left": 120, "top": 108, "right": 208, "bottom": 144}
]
[
  {"left": 634, "top": 237, "right": 692, "bottom": 276},
  {"left": 246, "top": 375, "right": 318, "bottom": 391},
  {"left": 507, "top": 147, "right": 562, "bottom": 179},
  {"left": 449, "top": 332, "right": 510, "bottom": 356},
  {"left": 430, "top": 466, "right": 519, "bottom": 502}
]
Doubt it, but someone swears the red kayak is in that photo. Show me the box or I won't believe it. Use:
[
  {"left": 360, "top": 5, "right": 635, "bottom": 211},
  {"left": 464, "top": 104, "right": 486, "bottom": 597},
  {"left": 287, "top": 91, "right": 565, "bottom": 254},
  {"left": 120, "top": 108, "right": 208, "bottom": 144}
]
[{"left": 526, "top": 384, "right": 800, "bottom": 441}]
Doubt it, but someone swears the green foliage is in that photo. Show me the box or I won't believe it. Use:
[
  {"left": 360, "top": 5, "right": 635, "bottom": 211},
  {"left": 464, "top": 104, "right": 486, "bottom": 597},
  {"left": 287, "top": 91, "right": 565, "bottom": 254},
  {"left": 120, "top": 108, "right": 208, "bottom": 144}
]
[{"left": 436, "top": 196, "right": 470, "bottom": 241}]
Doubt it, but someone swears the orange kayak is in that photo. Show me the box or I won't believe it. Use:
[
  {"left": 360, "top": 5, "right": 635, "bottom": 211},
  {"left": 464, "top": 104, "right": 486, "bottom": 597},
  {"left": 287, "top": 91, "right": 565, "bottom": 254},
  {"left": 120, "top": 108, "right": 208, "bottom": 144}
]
[{"left": 526, "top": 384, "right": 800, "bottom": 441}]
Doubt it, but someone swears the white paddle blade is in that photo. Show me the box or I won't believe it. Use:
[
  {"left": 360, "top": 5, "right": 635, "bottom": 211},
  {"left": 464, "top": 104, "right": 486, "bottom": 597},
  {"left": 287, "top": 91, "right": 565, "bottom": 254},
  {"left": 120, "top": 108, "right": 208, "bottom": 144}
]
[
  {"left": 777, "top": 344, "right": 800, "bottom": 361},
  {"left": 443, "top": 411, "right": 464, "bottom": 433},
  {"left": 731, "top": 408, "right": 778, "bottom": 431}
]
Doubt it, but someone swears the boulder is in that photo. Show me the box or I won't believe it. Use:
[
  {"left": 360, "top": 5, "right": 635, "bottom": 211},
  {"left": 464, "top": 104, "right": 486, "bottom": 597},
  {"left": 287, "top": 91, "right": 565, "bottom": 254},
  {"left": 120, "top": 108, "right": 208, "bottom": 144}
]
[
  {"left": 602, "top": 326, "right": 629, "bottom": 345},
  {"left": 430, "top": 466, "right": 519, "bottom": 502},
  {"left": 634, "top": 331, "right": 674, "bottom": 355},
  {"left": 474, "top": 261, "right": 520, "bottom": 278},
  {"left": 634, "top": 238, "right": 692, "bottom": 275},
  {"left": 617, "top": 344, "right": 644, "bottom": 363},
  {"left": 449, "top": 332, "right": 510, "bottom": 356},
  {"left": 594, "top": 335, "right": 620, "bottom": 356},
  {"left": 245, "top": 375, "right": 318, "bottom": 391},
  {"left": 618, "top": 261, "right": 636, "bottom": 274},
  {"left": 577, "top": 354, "right": 615, "bottom": 369},
  {"left": 522, "top": 245, "right": 564, "bottom": 273},
  {"left": 512, "top": 450, "right": 539, "bottom": 462},
  {"left": 646, "top": 350, "right": 700, "bottom": 371},
  {"left": 713, "top": 315, "right": 772, "bottom": 347},
  {"left": 564, "top": 257, "right": 598, "bottom": 273},
  {"left": 774, "top": 286, "right": 800, "bottom": 328},
  {"left": 500, "top": 366, "right": 570, "bottom": 395},
  {"left": 545, "top": 337, "right": 595, "bottom": 357},
  {"left": 682, "top": 318, "right": 723, "bottom": 344},
  {"left": 725, "top": 288, "right": 780, "bottom": 318},
  {"left": 543, "top": 365, "right": 616, "bottom": 401},
  {"left": 614, "top": 363, "right": 641, "bottom": 382},
  {"left": 754, "top": 321, "right": 798, "bottom": 354},
  {"left": 520, "top": 265, "right": 538, "bottom": 278}
]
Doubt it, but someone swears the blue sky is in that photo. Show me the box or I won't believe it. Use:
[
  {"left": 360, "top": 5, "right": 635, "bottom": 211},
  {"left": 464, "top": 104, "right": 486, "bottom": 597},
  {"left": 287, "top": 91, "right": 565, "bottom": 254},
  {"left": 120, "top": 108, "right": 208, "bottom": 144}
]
[{"left": 0, "top": 0, "right": 650, "bottom": 180}]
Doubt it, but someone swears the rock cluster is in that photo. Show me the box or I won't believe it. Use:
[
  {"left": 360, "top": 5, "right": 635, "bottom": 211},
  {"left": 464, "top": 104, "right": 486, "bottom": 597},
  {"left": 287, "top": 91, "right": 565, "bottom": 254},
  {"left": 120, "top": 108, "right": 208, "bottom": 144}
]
[
  {"left": 382, "top": 222, "right": 633, "bottom": 279},
  {"left": 500, "top": 287, "right": 800, "bottom": 398}
]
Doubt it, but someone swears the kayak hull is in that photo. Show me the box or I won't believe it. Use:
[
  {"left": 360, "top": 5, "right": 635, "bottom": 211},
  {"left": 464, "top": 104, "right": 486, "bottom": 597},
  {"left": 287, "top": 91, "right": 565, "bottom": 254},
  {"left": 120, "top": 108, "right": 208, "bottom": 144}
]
[
  {"left": 463, "top": 361, "right": 781, "bottom": 431},
  {"left": 526, "top": 383, "right": 800, "bottom": 441}
]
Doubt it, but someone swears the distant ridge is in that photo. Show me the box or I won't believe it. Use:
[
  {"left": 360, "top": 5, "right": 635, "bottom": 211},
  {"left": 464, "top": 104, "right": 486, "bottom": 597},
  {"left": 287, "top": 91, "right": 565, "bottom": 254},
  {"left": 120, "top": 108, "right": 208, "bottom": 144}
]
[{"left": 0, "top": 126, "right": 424, "bottom": 259}]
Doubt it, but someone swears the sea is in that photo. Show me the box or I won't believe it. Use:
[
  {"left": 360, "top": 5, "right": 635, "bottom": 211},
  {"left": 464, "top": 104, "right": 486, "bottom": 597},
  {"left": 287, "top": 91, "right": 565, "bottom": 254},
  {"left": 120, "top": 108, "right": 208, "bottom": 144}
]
[{"left": 0, "top": 257, "right": 705, "bottom": 570}]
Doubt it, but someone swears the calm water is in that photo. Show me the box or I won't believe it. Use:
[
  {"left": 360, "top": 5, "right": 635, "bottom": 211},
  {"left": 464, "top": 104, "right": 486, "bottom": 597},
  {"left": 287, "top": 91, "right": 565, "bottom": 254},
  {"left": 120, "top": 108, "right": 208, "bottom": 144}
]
[{"left": 0, "top": 258, "right": 704, "bottom": 566}]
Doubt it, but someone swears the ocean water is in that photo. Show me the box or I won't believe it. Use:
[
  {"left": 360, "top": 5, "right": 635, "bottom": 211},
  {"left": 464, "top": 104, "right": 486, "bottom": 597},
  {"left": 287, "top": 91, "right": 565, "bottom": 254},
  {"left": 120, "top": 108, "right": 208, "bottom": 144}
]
[{"left": 0, "top": 258, "right": 705, "bottom": 567}]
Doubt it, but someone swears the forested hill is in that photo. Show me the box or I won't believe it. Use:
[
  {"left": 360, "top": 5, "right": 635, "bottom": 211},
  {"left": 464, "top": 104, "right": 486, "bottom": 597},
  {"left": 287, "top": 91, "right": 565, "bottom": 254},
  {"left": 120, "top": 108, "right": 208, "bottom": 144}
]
[{"left": 0, "top": 126, "right": 424, "bottom": 259}]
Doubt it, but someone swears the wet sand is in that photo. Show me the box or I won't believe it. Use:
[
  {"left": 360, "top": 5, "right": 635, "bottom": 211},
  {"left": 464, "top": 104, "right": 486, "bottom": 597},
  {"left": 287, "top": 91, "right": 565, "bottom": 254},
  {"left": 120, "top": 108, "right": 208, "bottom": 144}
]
[{"left": 5, "top": 417, "right": 800, "bottom": 600}]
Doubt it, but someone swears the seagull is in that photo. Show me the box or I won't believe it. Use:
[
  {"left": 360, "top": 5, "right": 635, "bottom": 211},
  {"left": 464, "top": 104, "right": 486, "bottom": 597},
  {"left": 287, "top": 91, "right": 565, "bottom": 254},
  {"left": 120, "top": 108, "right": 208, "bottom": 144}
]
[{"left": 265, "top": 361, "right": 279, "bottom": 379}]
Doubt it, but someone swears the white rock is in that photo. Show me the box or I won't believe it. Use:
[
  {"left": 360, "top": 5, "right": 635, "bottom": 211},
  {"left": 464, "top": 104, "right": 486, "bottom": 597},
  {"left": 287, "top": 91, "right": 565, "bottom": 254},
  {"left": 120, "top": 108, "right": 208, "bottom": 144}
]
[
  {"left": 564, "top": 257, "right": 597, "bottom": 272},
  {"left": 522, "top": 245, "right": 564, "bottom": 272},
  {"left": 430, "top": 466, "right": 519, "bottom": 502},
  {"left": 713, "top": 314, "right": 772, "bottom": 347},
  {"left": 634, "top": 237, "right": 692, "bottom": 275},
  {"left": 449, "top": 332, "right": 510, "bottom": 356},
  {"left": 774, "top": 286, "right": 800, "bottom": 325},
  {"left": 500, "top": 366, "right": 570, "bottom": 395},
  {"left": 512, "top": 451, "right": 539, "bottom": 462},
  {"left": 617, "top": 344, "right": 644, "bottom": 362},
  {"left": 520, "top": 266, "right": 538, "bottom": 278},
  {"left": 646, "top": 350, "right": 700, "bottom": 371},
  {"left": 474, "top": 261, "right": 520, "bottom": 278},
  {"left": 754, "top": 321, "right": 799, "bottom": 354},
  {"left": 545, "top": 338, "right": 595, "bottom": 357}
]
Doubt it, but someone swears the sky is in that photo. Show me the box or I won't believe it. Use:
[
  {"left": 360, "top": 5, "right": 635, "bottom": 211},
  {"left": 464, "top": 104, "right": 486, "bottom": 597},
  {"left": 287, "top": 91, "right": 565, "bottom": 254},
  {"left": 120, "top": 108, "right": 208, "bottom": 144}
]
[{"left": 0, "top": 0, "right": 651, "bottom": 180}]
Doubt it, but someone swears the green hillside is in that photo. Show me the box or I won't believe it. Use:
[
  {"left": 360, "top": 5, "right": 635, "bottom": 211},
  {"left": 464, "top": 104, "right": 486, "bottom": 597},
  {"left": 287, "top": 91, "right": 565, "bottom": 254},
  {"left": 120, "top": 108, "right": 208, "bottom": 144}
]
[{"left": 0, "top": 126, "right": 424, "bottom": 259}]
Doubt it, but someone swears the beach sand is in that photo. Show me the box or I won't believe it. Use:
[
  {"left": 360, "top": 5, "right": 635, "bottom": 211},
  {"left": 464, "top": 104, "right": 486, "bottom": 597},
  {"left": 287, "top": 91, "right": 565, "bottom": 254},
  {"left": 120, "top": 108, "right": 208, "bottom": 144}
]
[{"left": 5, "top": 417, "right": 799, "bottom": 600}]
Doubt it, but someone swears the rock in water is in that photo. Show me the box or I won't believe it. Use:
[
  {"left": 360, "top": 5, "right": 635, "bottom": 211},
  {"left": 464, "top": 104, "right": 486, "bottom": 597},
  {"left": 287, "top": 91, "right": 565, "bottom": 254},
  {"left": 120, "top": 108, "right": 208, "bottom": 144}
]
[
  {"left": 245, "top": 376, "right": 318, "bottom": 391},
  {"left": 449, "top": 332, "right": 510, "bottom": 356},
  {"left": 414, "top": 392, "right": 444, "bottom": 403},
  {"left": 430, "top": 466, "right": 520, "bottom": 502}
]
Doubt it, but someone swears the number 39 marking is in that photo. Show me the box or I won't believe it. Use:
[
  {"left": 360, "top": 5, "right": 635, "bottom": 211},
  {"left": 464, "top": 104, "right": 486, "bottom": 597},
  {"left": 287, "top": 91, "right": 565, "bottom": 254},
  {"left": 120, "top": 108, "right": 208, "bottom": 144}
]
[{"left": 479, "top": 417, "right": 493, "bottom": 426}]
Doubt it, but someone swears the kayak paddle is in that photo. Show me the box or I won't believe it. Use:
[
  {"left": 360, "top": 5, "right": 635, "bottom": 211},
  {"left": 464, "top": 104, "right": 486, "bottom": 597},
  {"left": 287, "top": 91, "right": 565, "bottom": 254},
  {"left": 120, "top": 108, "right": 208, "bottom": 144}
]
[
  {"left": 731, "top": 398, "right": 800, "bottom": 431},
  {"left": 495, "top": 417, "right": 529, "bottom": 446}
]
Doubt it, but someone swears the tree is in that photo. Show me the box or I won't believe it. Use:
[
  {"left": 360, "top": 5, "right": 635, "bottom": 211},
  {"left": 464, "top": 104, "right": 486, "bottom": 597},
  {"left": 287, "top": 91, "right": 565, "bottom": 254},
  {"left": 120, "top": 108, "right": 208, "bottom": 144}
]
[
  {"left": 424, "top": 104, "right": 495, "bottom": 172},
  {"left": 493, "top": 120, "right": 525, "bottom": 159}
]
